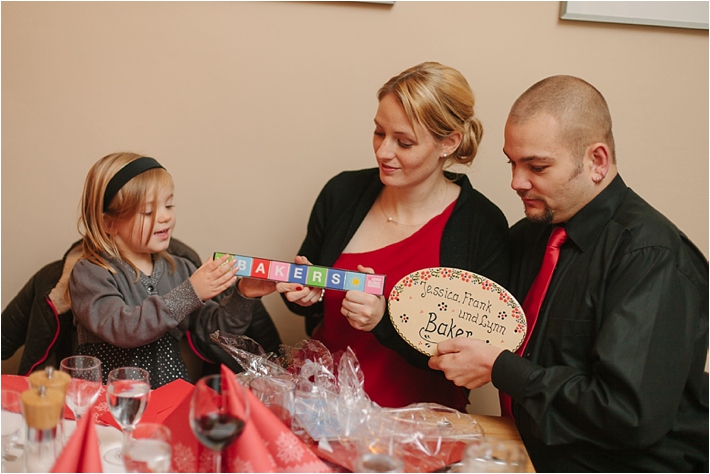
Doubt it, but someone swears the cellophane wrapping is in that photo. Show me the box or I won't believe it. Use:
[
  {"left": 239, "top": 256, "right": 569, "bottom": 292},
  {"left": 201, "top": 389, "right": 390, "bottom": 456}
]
[{"left": 212, "top": 331, "right": 484, "bottom": 472}]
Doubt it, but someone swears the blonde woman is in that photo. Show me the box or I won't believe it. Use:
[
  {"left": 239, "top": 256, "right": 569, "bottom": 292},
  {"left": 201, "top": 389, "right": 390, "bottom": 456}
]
[{"left": 281, "top": 62, "right": 509, "bottom": 411}]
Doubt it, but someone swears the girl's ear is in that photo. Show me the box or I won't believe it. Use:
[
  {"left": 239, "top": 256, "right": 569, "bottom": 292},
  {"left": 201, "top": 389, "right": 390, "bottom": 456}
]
[{"left": 103, "top": 215, "right": 117, "bottom": 235}]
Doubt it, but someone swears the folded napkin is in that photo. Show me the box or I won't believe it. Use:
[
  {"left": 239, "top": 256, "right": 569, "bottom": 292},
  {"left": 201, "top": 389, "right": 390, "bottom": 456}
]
[
  {"left": 51, "top": 404, "right": 102, "bottom": 472},
  {"left": 97, "top": 378, "right": 194, "bottom": 429},
  {"left": 2, "top": 374, "right": 102, "bottom": 421},
  {"left": 163, "top": 366, "right": 331, "bottom": 472},
  {"left": 1, "top": 375, "right": 28, "bottom": 414},
  {"left": 1, "top": 374, "right": 30, "bottom": 394}
]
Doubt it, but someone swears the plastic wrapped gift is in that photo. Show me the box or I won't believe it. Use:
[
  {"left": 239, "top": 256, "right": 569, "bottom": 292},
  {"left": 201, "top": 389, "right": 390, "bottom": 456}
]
[{"left": 213, "top": 332, "right": 485, "bottom": 472}]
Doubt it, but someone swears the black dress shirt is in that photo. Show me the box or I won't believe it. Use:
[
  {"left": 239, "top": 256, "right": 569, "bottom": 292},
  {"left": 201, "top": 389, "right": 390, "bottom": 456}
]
[{"left": 493, "top": 175, "right": 708, "bottom": 472}]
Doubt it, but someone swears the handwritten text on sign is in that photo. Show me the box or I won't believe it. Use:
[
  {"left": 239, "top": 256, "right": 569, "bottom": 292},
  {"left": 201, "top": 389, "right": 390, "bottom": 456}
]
[{"left": 388, "top": 268, "right": 526, "bottom": 356}]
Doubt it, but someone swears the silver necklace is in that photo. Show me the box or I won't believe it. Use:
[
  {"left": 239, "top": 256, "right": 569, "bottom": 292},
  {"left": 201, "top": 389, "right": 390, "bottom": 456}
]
[{"left": 380, "top": 184, "right": 449, "bottom": 226}]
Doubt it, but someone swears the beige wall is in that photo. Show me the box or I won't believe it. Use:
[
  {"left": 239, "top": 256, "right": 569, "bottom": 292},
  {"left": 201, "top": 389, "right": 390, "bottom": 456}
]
[{"left": 2, "top": 1, "right": 707, "bottom": 415}]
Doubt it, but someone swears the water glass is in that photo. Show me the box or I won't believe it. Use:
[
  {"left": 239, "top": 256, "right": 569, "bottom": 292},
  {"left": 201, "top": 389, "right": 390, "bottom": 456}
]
[
  {"left": 60, "top": 356, "right": 103, "bottom": 420},
  {"left": 249, "top": 376, "right": 296, "bottom": 428},
  {"left": 104, "top": 367, "right": 151, "bottom": 465},
  {"left": 123, "top": 423, "right": 172, "bottom": 473},
  {"left": 461, "top": 439, "right": 526, "bottom": 472},
  {"left": 1, "top": 390, "right": 23, "bottom": 466},
  {"left": 355, "top": 452, "right": 404, "bottom": 473}
]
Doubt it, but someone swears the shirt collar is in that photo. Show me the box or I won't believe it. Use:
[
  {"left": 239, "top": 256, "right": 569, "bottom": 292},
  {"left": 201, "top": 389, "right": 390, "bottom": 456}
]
[{"left": 563, "top": 174, "right": 629, "bottom": 251}]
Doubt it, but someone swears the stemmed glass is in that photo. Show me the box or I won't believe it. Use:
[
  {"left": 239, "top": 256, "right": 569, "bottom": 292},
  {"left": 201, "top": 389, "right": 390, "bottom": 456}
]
[
  {"left": 60, "top": 356, "right": 103, "bottom": 421},
  {"left": 189, "top": 374, "right": 249, "bottom": 473},
  {"left": 1, "top": 390, "right": 23, "bottom": 469},
  {"left": 123, "top": 423, "right": 172, "bottom": 473},
  {"left": 104, "top": 367, "right": 151, "bottom": 466}
]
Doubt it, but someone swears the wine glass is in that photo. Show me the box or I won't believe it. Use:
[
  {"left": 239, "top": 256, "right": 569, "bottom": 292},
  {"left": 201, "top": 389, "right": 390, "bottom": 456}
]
[
  {"left": 104, "top": 367, "right": 151, "bottom": 466},
  {"left": 1, "top": 390, "right": 23, "bottom": 468},
  {"left": 60, "top": 356, "right": 103, "bottom": 420},
  {"left": 189, "top": 374, "right": 249, "bottom": 473}
]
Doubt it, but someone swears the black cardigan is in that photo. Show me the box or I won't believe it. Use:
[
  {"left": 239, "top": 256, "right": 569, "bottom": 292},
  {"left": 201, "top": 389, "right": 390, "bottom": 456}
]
[{"left": 285, "top": 168, "right": 510, "bottom": 368}]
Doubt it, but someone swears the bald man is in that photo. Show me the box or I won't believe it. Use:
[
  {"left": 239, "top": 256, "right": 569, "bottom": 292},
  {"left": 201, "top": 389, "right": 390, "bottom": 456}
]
[{"left": 430, "top": 76, "right": 708, "bottom": 472}]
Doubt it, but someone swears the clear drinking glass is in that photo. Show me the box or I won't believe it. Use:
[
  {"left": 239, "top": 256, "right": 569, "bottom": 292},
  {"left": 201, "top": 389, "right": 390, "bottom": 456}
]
[
  {"left": 355, "top": 452, "right": 405, "bottom": 472},
  {"left": 461, "top": 439, "right": 526, "bottom": 472},
  {"left": 104, "top": 367, "right": 151, "bottom": 465},
  {"left": 1, "top": 390, "right": 23, "bottom": 468},
  {"left": 123, "top": 422, "right": 172, "bottom": 473},
  {"left": 60, "top": 355, "right": 103, "bottom": 420},
  {"left": 190, "top": 374, "right": 249, "bottom": 473}
]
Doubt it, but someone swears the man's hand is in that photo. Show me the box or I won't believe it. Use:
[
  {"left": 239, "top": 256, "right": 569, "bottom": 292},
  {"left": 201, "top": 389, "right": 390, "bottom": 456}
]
[{"left": 428, "top": 338, "right": 504, "bottom": 390}]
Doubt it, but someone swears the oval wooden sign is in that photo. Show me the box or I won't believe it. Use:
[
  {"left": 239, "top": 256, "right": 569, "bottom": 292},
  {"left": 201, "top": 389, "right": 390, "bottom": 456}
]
[{"left": 388, "top": 268, "right": 526, "bottom": 356}]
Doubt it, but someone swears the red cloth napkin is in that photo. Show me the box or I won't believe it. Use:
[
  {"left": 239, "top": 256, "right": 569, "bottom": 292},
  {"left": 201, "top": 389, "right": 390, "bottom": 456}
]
[
  {"left": 162, "top": 366, "right": 332, "bottom": 472},
  {"left": 97, "top": 378, "right": 194, "bottom": 429},
  {"left": 51, "top": 404, "right": 102, "bottom": 472},
  {"left": 1, "top": 375, "right": 29, "bottom": 414},
  {"left": 1, "top": 374, "right": 102, "bottom": 421},
  {"left": 1, "top": 374, "right": 30, "bottom": 394}
]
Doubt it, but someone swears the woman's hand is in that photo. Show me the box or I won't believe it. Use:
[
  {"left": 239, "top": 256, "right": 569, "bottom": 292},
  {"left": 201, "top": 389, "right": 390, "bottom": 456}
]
[
  {"left": 341, "top": 265, "right": 386, "bottom": 332},
  {"left": 277, "top": 255, "right": 324, "bottom": 306},
  {"left": 189, "top": 253, "right": 238, "bottom": 301}
]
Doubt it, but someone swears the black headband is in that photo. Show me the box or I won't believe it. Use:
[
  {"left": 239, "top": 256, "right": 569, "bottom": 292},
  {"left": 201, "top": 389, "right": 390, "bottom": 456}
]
[{"left": 103, "top": 157, "right": 165, "bottom": 212}]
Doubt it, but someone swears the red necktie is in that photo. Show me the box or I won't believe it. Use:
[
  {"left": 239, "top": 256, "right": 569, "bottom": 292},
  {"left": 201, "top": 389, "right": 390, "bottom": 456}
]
[{"left": 500, "top": 226, "right": 568, "bottom": 417}]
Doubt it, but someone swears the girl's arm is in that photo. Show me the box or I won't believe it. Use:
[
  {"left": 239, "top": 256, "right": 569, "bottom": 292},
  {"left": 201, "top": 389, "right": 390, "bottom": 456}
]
[{"left": 70, "top": 259, "right": 202, "bottom": 348}]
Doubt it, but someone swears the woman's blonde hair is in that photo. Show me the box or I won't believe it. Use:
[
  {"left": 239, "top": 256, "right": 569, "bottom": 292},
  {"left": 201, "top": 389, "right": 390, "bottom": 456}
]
[
  {"left": 377, "top": 61, "right": 484, "bottom": 167},
  {"left": 78, "top": 152, "right": 175, "bottom": 276}
]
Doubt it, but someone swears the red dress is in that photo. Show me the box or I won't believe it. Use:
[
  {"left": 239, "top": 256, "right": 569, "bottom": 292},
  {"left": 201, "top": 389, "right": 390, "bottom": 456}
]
[{"left": 312, "top": 201, "right": 469, "bottom": 411}]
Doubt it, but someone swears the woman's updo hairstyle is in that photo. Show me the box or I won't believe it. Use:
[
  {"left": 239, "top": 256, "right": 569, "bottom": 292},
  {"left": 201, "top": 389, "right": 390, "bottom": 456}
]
[{"left": 377, "top": 61, "right": 483, "bottom": 167}]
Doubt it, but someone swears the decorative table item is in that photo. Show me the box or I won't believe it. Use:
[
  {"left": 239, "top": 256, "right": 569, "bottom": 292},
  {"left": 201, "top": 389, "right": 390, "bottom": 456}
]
[{"left": 388, "top": 268, "right": 526, "bottom": 356}]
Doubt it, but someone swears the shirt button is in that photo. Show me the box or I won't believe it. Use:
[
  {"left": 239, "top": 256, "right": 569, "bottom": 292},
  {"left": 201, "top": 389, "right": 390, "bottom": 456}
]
[{"left": 147, "top": 285, "right": 154, "bottom": 292}]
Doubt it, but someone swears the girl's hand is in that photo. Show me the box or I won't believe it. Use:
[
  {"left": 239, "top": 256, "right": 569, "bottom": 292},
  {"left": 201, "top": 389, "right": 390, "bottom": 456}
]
[
  {"left": 277, "top": 255, "right": 324, "bottom": 307},
  {"left": 341, "top": 264, "right": 386, "bottom": 332},
  {"left": 189, "top": 254, "right": 238, "bottom": 301},
  {"left": 238, "top": 277, "right": 277, "bottom": 298}
]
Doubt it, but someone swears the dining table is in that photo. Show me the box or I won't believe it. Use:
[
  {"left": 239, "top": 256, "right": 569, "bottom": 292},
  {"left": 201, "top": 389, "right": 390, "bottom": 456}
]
[
  {"left": 2, "top": 412, "right": 534, "bottom": 473},
  {"left": 2, "top": 373, "right": 534, "bottom": 473},
  {"left": 470, "top": 414, "right": 535, "bottom": 472},
  {"left": 1, "top": 416, "right": 125, "bottom": 473}
]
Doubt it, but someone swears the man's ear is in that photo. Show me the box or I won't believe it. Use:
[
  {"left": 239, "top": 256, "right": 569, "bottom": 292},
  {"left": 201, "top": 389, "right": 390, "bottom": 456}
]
[{"left": 588, "top": 142, "right": 611, "bottom": 184}]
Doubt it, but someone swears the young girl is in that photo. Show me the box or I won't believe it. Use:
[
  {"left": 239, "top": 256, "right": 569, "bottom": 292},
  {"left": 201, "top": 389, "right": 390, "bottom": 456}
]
[{"left": 69, "top": 152, "right": 276, "bottom": 388}]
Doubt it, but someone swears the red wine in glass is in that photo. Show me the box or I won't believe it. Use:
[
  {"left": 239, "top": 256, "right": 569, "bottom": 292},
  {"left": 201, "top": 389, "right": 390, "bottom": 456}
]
[
  {"left": 190, "top": 374, "right": 249, "bottom": 473},
  {"left": 191, "top": 413, "right": 245, "bottom": 451}
]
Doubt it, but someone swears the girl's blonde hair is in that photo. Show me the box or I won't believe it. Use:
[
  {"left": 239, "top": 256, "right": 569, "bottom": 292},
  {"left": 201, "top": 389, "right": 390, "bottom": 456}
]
[
  {"left": 78, "top": 152, "right": 175, "bottom": 276},
  {"left": 377, "top": 61, "right": 484, "bottom": 168}
]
